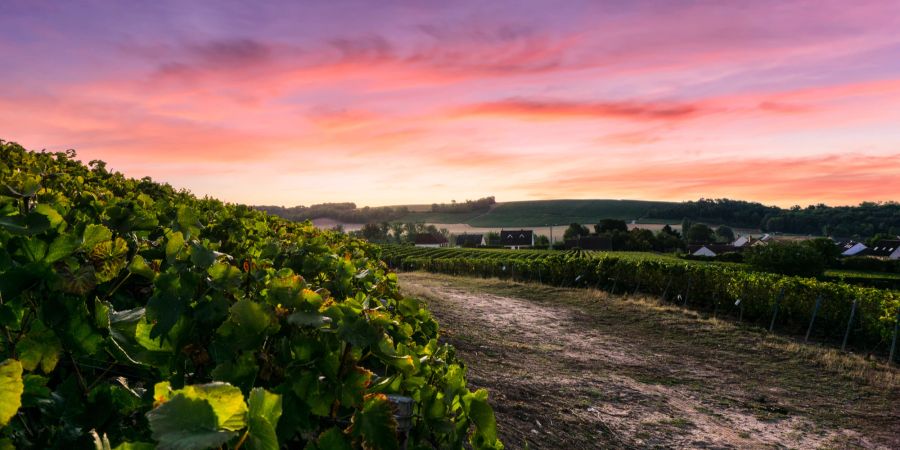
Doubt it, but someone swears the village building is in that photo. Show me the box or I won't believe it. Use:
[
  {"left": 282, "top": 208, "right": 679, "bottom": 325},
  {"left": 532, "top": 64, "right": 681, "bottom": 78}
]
[
  {"left": 688, "top": 244, "right": 743, "bottom": 257},
  {"left": 500, "top": 229, "right": 534, "bottom": 249},
  {"left": 414, "top": 233, "right": 449, "bottom": 248},
  {"left": 868, "top": 240, "right": 900, "bottom": 260},
  {"left": 836, "top": 240, "right": 869, "bottom": 257},
  {"left": 455, "top": 233, "right": 485, "bottom": 247}
]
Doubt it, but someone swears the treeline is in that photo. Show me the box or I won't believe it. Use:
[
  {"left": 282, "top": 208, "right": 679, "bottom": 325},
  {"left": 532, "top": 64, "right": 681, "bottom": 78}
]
[
  {"left": 648, "top": 198, "right": 900, "bottom": 237},
  {"left": 431, "top": 196, "right": 495, "bottom": 213},
  {"left": 563, "top": 219, "right": 687, "bottom": 252},
  {"left": 258, "top": 202, "right": 409, "bottom": 223}
]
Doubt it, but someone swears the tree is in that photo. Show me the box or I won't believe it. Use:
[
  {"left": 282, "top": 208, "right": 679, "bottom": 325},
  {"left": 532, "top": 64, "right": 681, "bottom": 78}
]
[
  {"left": 594, "top": 219, "right": 628, "bottom": 234},
  {"left": 485, "top": 231, "right": 500, "bottom": 246},
  {"left": 360, "top": 223, "right": 386, "bottom": 242},
  {"left": 803, "top": 237, "right": 841, "bottom": 267},
  {"left": 564, "top": 223, "right": 590, "bottom": 240},
  {"left": 715, "top": 226, "right": 735, "bottom": 242},
  {"left": 660, "top": 224, "right": 680, "bottom": 238},
  {"left": 686, "top": 224, "right": 714, "bottom": 243},
  {"left": 534, "top": 234, "right": 550, "bottom": 246},
  {"left": 655, "top": 229, "right": 685, "bottom": 252},
  {"left": 388, "top": 223, "right": 405, "bottom": 243}
]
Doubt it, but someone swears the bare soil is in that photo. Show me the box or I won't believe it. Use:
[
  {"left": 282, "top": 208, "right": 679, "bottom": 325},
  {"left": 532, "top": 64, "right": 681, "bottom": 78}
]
[{"left": 399, "top": 272, "right": 900, "bottom": 449}]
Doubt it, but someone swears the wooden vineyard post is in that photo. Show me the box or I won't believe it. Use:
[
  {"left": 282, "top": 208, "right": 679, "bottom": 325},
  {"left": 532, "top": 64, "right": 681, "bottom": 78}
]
[
  {"left": 890, "top": 308, "right": 899, "bottom": 366},
  {"left": 736, "top": 282, "right": 747, "bottom": 322},
  {"left": 769, "top": 287, "right": 785, "bottom": 333},
  {"left": 633, "top": 278, "right": 641, "bottom": 296},
  {"left": 661, "top": 276, "right": 673, "bottom": 302},
  {"left": 610, "top": 272, "right": 619, "bottom": 295},
  {"left": 841, "top": 299, "right": 858, "bottom": 352},
  {"left": 683, "top": 276, "right": 691, "bottom": 307},
  {"left": 804, "top": 293, "right": 823, "bottom": 343}
]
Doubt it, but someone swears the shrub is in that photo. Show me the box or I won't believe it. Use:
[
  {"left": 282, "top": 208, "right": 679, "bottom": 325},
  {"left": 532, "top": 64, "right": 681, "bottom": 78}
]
[{"left": 745, "top": 242, "right": 826, "bottom": 277}]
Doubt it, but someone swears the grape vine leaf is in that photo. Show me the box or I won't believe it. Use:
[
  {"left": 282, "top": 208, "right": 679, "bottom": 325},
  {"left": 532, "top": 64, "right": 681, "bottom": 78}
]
[
  {"left": 463, "top": 389, "right": 499, "bottom": 447},
  {"left": 91, "top": 237, "right": 129, "bottom": 283},
  {"left": 16, "top": 319, "right": 63, "bottom": 373},
  {"left": 146, "top": 394, "right": 236, "bottom": 450},
  {"left": 0, "top": 359, "right": 24, "bottom": 426},
  {"left": 180, "top": 383, "right": 248, "bottom": 431},
  {"left": 349, "top": 394, "right": 399, "bottom": 450},
  {"left": 81, "top": 224, "right": 113, "bottom": 250},
  {"left": 309, "top": 428, "right": 352, "bottom": 450},
  {"left": 246, "top": 388, "right": 282, "bottom": 450}
]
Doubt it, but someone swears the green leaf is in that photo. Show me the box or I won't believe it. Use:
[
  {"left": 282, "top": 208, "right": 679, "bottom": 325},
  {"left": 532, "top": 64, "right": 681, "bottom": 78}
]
[
  {"left": 350, "top": 394, "right": 399, "bottom": 450},
  {"left": 147, "top": 394, "right": 236, "bottom": 450},
  {"left": 176, "top": 206, "right": 203, "bottom": 240},
  {"left": 0, "top": 359, "right": 24, "bottom": 426},
  {"left": 463, "top": 389, "right": 499, "bottom": 446},
  {"left": 64, "top": 307, "right": 104, "bottom": 354},
  {"left": 248, "top": 387, "right": 282, "bottom": 427},
  {"left": 146, "top": 271, "right": 189, "bottom": 339},
  {"left": 338, "top": 315, "right": 382, "bottom": 348},
  {"left": 128, "top": 255, "right": 156, "bottom": 280},
  {"left": 91, "top": 237, "right": 129, "bottom": 282},
  {"left": 190, "top": 242, "right": 217, "bottom": 270},
  {"left": 33, "top": 203, "right": 64, "bottom": 228},
  {"left": 82, "top": 224, "right": 113, "bottom": 250},
  {"left": 94, "top": 298, "right": 111, "bottom": 329},
  {"left": 16, "top": 319, "right": 63, "bottom": 373},
  {"left": 45, "top": 232, "right": 81, "bottom": 263},
  {"left": 246, "top": 388, "right": 282, "bottom": 450},
  {"left": 216, "top": 300, "right": 276, "bottom": 350},
  {"left": 0, "top": 211, "right": 50, "bottom": 235},
  {"left": 165, "top": 231, "right": 185, "bottom": 264},
  {"left": 135, "top": 317, "right": 174, "bottom": 351},
  {"left": 180, "top": 383, "right": 248, "bottom": 432},
  {"left": 308, "top": 428, "right": 352, "bottom": 450},
  {"left": 207, "top": 262, "right": 242, "bottom": 291}
]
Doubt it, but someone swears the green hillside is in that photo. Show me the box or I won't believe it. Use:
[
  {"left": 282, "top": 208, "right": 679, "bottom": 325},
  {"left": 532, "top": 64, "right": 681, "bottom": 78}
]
[{"left": 398, "top": 199, "right": 679, "bottom": 226}]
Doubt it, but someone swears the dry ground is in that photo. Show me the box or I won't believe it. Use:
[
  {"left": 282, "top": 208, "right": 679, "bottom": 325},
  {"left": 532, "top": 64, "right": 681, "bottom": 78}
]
[{"left": 399, "top": 272, "right": 900, "bottom": 449}]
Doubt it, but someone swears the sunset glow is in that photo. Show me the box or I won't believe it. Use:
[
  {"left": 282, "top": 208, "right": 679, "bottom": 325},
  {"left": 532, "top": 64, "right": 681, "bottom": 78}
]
[{"left": 2, "top": 0, "right": 900, "bottom": 206}]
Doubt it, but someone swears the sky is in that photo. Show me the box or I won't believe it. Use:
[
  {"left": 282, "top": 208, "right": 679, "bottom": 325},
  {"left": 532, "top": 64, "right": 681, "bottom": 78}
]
[{"left": 2, "top": 0, "right": 900, "bottom": 207}]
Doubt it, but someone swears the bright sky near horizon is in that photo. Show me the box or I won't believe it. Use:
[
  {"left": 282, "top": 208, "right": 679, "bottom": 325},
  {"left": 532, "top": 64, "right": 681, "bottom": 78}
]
[{"left": 2, "top": 0, "right": 900, "bottom": 207}]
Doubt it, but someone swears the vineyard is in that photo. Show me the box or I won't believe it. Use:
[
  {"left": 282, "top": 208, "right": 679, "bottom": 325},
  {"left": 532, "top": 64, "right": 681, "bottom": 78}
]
[
  {"left": 382, "top": 245, "right": 900, "bottom": 357},
  {"left": 0, "top": 141, "right": 502, "bottom": 449}
]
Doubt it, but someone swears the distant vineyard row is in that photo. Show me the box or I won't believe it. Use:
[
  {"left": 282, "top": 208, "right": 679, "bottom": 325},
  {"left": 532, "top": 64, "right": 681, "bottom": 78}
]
[{"left": 381, "top": 245, "right": 900, "bottom": 355}]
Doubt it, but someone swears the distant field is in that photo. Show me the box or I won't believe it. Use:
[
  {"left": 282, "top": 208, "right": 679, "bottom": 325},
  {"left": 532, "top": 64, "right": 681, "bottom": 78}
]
[{"left": 396, "top": 199, "right": 681, "bottom": 226}]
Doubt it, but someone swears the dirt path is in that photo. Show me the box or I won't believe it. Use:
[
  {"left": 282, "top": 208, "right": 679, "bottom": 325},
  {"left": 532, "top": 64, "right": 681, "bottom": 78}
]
[{"left": 399, "top": 272, "right": 900, "bottom": 449}]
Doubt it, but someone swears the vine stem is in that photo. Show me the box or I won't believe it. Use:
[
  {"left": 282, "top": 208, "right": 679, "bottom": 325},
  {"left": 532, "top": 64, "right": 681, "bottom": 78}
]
[
  {"left": 105, "top": 272, "right": 132, "bottom": 299},
  {"left": 233, "top": 430, "right": 250, "bottom": 450}
]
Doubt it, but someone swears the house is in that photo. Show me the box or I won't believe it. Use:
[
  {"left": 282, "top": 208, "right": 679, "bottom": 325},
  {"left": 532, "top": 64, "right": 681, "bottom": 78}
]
[
  {"left": 455, "top": 233, "right": 485, "bottom": 247},
  {"left": 500, "top": 229, "right": 534, "bottom": 249},
  {"left": 688, "top": 244, "right": 744, "bottom": 257},
  {"left": 414, "top": 233, "right": 449, "bottom": 248},
  {"left": 751, "top": 234, "right": 773, "bottom": 246},
  {"left": 732, "top": 235, "right": 752, "bottom": 247},
  {"left": 836, "top": 240, "right": 868, "bottom": 257},
  {"left": 868, "top": 240, "right": 900, "bottom": 260}
]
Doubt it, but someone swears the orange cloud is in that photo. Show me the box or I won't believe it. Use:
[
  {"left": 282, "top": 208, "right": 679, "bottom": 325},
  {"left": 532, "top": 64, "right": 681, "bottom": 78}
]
[{"left": 455, "top": 98, "right": 702, "bottom": 121}]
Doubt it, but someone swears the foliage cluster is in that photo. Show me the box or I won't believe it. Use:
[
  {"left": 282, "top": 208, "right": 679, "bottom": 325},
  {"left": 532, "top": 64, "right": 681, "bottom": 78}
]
[{"left": 0, "top": 141, "right": 501, "bottom": 449}]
